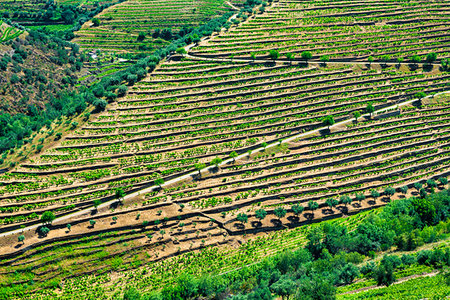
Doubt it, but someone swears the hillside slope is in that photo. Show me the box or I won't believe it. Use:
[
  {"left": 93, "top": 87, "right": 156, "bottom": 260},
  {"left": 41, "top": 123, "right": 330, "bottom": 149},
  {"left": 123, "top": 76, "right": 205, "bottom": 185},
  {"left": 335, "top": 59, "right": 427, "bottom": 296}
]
[
  {"left": 0, "top": 0, "right": 448, "bottom": 298},
  {"left": 0, "top": 30, "right": 83, "bottom": 114}
]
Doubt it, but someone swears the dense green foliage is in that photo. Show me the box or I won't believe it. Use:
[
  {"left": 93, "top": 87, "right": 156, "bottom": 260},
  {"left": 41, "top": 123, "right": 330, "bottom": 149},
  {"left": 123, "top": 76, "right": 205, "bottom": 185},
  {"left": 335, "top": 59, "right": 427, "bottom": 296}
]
[
  {"left": 0, "top": 29, "right": 89, "bottom": 153},
  {"left": 1, "top": 1, "right": 122, "bottom": 40}
]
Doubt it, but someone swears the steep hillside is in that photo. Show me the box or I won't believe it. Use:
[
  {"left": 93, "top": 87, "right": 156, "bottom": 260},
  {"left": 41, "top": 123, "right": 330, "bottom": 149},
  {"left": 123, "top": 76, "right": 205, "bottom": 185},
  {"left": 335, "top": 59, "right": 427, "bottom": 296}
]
[{"left": 0, "top": 30, "right": 83, "bottom": 114}]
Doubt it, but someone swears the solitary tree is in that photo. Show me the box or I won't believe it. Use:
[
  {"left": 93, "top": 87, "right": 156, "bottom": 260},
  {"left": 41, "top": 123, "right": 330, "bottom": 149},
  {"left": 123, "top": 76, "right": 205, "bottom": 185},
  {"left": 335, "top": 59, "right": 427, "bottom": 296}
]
[
  {"left": 137, "top": 32, "right": 146, "bottom": 41},
  {"left": 355, "top": 193, "right": 366, "bottom": 202},
  {"left": 89, "top": 220, "right": 96, "bottom": 227},
  {"left": 236, "top": 213, "right": 248, "bottom": 225},
  {"left": 320, "top": 55, "right": 330, "bottom": 66},
  {"left": 18, "top": 235, "right": 25, "bottom": 244},
  {"left": 368, "top": 56, "right": 374, "bottom": 68},
  {"left": 285, "top": 53, "right": 295, "bottom": 64},
  {"left": 370, "top": 190, "right": 380, "bottom": 199},
  {"left": 442, "top": 58, "right": 450, "bottom": 71},
  {"left": 66, "top": 224, "right": 71, "bottom": 231},
  {"left": 176, "top": 47, "right": 187, "bottom": 55},
  {"left": 380, "top": 55, "right": 391, "bottom": 64},
  {"left": 211, "top": 157, "right": 223, "bottom": 168},
  {"left": 301, "top": 51, "right": 312, "bottom": 61},
  {"left": 308, "top": 201, "right": 319, "bottom": 211},
  {"left": 326, "top": 198, "right": 338, "bottom": 211},
  {"left": 274, "top": 207, "right": 287, "bottom": 221},
  {"left": 384, "top": 187, "right": 396, "bottom": 201},
  {"left": 250, "top": 52, "right": 256, "bottom": 61},
  {"left": 115, "top": 187, "right": 125, "bottom": 203},
  {"left": 194, "top": 162, "right": 206, "bottom": 175},
  {"left": 229, "top": 151, "right": 238, "bottom": 163},
  {"left": 340, "top": 195, "right": 352, "bottom": 207},
  {"left": 400, "top": 185, "right": 408, "bottom": 194},
  {"left": 426, "top": 52, "right": 437, "bottom": 64},
  {"left": 414, "top": 182, "right": 423, "bottom": 191},
  {"left": 155, "top": 178, "right": 164, "bottom": 189},
  {"left": 415, "top": 91, "right": 426, "bottom": 100},
  {"left": 255, "top": 209, "right": 267, "bottom": 221},
  {"left": 410, "top": 55, "right": 421, "bottom": 66},
  {"left": 41, "top": 211, "right": 55, "bottom": 225},
  {"left": 322, "top": 115, "right": 335, "bottom": 130},
  {"left": 40, "top": 226, "right": 50, "bottom": 236},
  {"left": 426, "top": 179, "right": 437, "bottom": 189},
  {"left": 291, "top": 204, "right": 304, "bottom": 216},
  {"left": 262, "top": 142, "right": 268, "bottom": 149},
  {"left": 93, "top": 199, "right": 101, "bottom": 211},
  {"left": 269, "top": 49, "right": 279, "bottom": 61},
  {"left": 92, "top": 18, "right": 100, "bottom": 26},
  {"left": 366, "top": 103, "right": 375, "bottom": 118},
  {"left": 438, "top": 177, "right": 448, "bottom": 186},
  {"left": 112, "top": 216, "right": 117, "bottom": 224},
  {"left": 353, "top": 111, "right": 361, "bottom": 122}
]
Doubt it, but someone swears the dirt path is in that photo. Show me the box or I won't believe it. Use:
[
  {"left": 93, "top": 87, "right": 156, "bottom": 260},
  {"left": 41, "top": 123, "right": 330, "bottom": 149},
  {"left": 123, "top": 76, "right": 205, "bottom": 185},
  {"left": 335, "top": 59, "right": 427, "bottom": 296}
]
[
  {"left": 184, "top": 50, "right": 441, "bottom": 67},
  {"left": 225, "top": 1, "right": 240, "bottom": 11},
  {"left": 339, "top": 270, "right": 439, "bottom": 295}
]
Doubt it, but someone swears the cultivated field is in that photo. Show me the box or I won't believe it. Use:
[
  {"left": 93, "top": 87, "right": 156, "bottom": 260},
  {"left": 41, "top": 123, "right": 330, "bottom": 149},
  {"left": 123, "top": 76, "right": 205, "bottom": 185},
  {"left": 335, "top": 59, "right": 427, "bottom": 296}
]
[
  {"left": 73, "top": 0, "right": 239, "bottom": 56},
  {"left": 0, "top": 0, "right": 449, "bottom": 298}
]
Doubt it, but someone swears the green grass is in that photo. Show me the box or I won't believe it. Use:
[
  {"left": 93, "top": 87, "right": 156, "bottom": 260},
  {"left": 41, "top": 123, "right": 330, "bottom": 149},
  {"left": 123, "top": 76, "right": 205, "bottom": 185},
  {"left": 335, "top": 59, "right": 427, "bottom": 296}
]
[
  {"left": 337, "top": 264, "right": 435, "bottom": 294},
  {"left": 337, "top": 274, "right": 450, "bottom": 300}
]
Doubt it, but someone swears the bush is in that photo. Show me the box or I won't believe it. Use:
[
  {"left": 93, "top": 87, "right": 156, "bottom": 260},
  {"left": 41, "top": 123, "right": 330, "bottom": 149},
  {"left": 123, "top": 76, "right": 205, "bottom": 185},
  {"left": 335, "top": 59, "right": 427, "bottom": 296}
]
[
  {"left": 301, "top": 51, "right": 312, "bottom": 60},
  {"left": 127, "top": 74, "right": 138, "bottom": 85},
  {"left": 117, "top": 85, "right": 128, "bottom": 96},
  {"left": 373, "top": 259, "right": 395, "bottom": 286},
  {"left": 10, "top": 74, "right": 20, "bottom": 84},
  {"left": 176, "top": 47, "right": 187, "bottom": 55},
  {"left": 39, "top": 226, "right": 50, "bottom": 236},
  {"left": 123, "top": 287, "right": 141, "bottom": 300},
  {"left": 426, "top": 52, "right": 437, "bottom": 63},
  {"left": 339, "top": 263, "right": 359, "bottom": 284},
  {"left": 401, "top": 254, "right": 416, "bottom": 265},
  {"left": 41, "top": 211, "right": 55, "bottom": 224},
  {"left": 268, "top": 49, "right": 279, "bottom": 60},
  {"left": 360, "top": 261, "right": 376, "bottom": 275},
  {"left": 92, "top": 18, "right": 100, "bottom": 26},
  {"left": 411, "top": 197, "right": 436, "bottom": 226},
  {"left": 94, "top": 99, "right": 107, "bottom": 112}
]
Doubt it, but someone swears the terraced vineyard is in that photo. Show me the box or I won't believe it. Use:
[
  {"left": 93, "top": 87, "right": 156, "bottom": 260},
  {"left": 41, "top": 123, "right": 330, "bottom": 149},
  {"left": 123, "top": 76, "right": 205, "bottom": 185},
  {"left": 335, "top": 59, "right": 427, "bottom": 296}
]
[
  {"left": 73, "top": 0, "right": 238, "bottom": 56},
  {"left": 0, "top": 0, "right": 449, "bottom": 298},
  {"left": 0, "top": 22, "right": 23, "bottom": 42},
  {"left": 193, "top": 0, "right": 450, "bottom": 61},
  {"left": 0, "top": 0, "right": 117, "bottom": 27}
]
